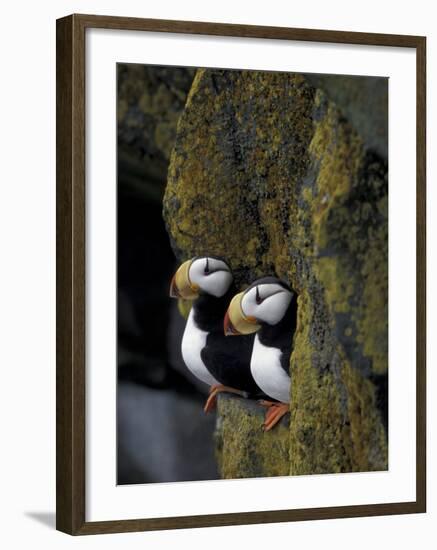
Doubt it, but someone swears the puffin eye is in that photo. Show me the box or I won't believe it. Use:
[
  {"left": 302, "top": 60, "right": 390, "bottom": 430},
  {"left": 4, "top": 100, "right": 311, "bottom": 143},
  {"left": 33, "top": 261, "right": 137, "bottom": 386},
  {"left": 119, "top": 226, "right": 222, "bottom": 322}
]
[
  {"left": 256, "top": 286, "right": 263, "bottom": 304},
  {"left": 204, "top": 258, "right": 210, "bottom": 275}
]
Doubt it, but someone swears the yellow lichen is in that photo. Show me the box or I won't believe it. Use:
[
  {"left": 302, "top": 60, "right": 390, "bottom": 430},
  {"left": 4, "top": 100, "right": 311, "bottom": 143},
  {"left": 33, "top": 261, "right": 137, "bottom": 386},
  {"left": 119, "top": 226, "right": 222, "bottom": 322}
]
[{"left": 216, "top": 394, "right": 290, "bottom": 479}]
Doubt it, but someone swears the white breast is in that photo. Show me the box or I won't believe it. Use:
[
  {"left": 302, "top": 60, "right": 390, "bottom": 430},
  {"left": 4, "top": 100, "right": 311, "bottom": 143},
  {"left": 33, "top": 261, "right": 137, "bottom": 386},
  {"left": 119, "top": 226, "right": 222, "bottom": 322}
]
[
  {"left": 251, "top": 335, "right": 291, "bottom": 403},
  {"left": 181, "top": 309, "right": 220, "bottom": 387}
]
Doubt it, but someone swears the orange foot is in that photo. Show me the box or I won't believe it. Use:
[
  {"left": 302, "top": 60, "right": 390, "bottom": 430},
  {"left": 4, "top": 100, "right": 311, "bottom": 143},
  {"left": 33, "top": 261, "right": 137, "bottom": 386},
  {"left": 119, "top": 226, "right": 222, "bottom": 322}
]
[
  {"left": 258, "top": 400, "right": 289, "bottom": 431},
  {"left": 204, "top": 385, "right": 247, "bottom": 413}
]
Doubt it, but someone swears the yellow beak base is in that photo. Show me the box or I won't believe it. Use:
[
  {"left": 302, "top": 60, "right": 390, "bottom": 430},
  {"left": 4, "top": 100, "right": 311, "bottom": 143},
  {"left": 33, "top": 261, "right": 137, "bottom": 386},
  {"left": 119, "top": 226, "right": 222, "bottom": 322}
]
[
  {"left": 224, "top": 292, "right": 261, "bottom": 336},
  {"left": 169, "top": 259, "right": 199, "bottom": 300}
]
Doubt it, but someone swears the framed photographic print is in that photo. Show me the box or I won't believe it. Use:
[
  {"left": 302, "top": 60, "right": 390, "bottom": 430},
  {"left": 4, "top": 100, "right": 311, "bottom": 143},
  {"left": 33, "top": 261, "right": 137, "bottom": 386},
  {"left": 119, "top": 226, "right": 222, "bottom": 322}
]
[{"left": 56, "top": 14, "right": 426, "bottom": 535}]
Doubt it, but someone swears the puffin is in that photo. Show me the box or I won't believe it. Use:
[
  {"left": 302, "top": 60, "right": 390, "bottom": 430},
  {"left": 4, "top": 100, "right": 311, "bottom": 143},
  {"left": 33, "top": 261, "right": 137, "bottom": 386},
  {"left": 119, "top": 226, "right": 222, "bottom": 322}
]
[
  {"left": 169, "top": 256, "right": 261, "bottom": 412},
  {"left": 223, "top": 277, "right": 297, "bottom": 431}
]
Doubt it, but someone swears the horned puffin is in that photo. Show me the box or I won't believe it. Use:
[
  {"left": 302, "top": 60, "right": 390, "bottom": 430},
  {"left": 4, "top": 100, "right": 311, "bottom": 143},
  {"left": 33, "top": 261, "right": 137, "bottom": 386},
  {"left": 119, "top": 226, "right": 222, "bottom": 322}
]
[
  {"left": 224, "top": 277, "right": 297, "bottom": 431},
  {"left": 170, "top": 256, "right": 260, "bottom": 412}
]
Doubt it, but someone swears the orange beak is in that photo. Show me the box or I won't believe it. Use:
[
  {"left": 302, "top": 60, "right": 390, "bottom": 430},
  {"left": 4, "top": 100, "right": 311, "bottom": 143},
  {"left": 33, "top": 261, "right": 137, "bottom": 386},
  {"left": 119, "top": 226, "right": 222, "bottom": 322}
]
[
  {"left": 224, "top": 291, "right": 261, "bottom": 336},
  {"left": 224, "top": 309, "right": 241, "bottom": 336},
  {"left": 169, "top": 274, "right": 181, "bottom": 298}
]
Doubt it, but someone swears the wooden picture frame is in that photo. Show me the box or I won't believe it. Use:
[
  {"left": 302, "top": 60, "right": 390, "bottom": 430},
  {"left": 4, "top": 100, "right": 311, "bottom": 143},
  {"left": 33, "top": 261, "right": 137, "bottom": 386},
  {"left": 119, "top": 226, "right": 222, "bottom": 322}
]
[{"left": 56, "top": 13, "right": 426, "bottom": 535}]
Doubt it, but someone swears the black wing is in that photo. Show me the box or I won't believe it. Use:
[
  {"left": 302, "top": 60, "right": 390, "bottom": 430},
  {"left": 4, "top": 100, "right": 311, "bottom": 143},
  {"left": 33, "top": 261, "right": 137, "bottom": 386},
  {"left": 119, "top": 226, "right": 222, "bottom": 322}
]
[{"left": 200, "top": 333, "right": 261, "bottom": 395}]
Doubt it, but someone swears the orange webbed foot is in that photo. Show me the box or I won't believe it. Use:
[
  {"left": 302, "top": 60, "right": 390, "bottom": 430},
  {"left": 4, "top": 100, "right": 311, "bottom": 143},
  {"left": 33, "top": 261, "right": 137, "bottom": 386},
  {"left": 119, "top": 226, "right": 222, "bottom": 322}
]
[
  {"left": 258, "top": 400, "right": 289, "bottom": 431},
  {"left": 204, "top": 384, "right": 247, "bottom": 413}
]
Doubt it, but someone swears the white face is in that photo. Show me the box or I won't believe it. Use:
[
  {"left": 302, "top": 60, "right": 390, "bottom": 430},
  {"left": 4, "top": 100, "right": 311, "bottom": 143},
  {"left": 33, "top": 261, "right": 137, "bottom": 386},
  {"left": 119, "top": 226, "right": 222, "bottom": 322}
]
[
  {"left": 189, "top": 257, "right": 233, "bottom": 298},
  {"left": 241, "top": 283, "right": 293, "bottom": 325}
]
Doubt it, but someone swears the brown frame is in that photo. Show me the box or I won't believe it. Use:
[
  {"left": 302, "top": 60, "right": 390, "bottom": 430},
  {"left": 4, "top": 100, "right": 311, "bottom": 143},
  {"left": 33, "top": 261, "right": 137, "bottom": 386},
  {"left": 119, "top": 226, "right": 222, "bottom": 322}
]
[{"left": 56, "top": 13, "right": 427, "bottom": 535}]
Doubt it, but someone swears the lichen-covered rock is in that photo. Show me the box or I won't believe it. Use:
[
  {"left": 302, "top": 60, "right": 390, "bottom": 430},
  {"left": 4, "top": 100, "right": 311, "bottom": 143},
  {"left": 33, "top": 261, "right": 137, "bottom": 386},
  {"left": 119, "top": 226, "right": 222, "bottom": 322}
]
[
  {"left": 163, "top": 68, "right": 388, "bottom": 477},
  {"left": 215, "top": 394, "right": 290, "bottom": 479},
  {"left": 304, "top": 74, "right": 388, "bottom": 159},
  {"left": 117, "top": 64, "right": 196, "bottom": 196}
]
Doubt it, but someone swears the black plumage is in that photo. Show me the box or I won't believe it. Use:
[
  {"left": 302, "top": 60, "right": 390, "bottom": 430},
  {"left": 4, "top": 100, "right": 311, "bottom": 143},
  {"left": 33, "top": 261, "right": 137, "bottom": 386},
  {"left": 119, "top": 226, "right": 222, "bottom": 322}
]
[{"left": 193, "top": 290, "right": 261, "bottom": 396}]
